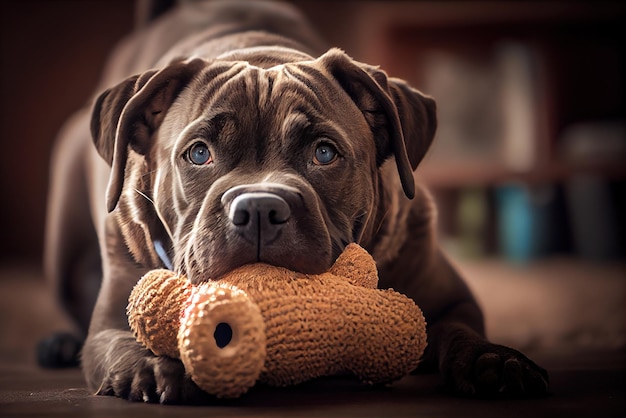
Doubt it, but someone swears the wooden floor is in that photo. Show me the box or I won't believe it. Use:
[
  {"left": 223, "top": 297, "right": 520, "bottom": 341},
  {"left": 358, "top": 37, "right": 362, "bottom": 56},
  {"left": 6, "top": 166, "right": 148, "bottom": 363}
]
[
  {"left": 1, "top": 260, "right": 625, "bottom": 417},
  {"left": 2, "top": 350, "right": 625, "bottom": 418}
]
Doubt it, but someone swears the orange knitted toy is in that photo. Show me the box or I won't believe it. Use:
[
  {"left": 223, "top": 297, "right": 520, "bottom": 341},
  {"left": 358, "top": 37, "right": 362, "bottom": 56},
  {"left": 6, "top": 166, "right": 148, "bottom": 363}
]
[{"left": 127, "top": 243, "right": 427, "bottom": 398}]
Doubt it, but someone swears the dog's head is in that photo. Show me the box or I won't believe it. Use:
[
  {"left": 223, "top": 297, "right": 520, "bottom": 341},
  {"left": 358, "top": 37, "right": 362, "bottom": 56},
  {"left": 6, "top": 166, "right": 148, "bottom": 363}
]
[{"left": 91, "top": 48, "right": 436, "bottom": 283}]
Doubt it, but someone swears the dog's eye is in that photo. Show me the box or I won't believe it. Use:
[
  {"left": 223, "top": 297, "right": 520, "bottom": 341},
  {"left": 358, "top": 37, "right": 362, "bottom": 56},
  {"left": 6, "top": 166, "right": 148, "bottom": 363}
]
[
  {"left": 187, "top": 142, "right": 212, "bottom": 165},
  {"left": 313, "top": 143, "right": 338, "bottom": 165}
]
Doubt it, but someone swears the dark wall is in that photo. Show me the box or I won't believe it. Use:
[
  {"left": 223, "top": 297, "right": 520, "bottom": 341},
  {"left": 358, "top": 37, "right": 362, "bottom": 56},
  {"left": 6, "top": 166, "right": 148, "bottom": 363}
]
[{"left": 0, "top": 0, "right": 134, "bottom": 263}]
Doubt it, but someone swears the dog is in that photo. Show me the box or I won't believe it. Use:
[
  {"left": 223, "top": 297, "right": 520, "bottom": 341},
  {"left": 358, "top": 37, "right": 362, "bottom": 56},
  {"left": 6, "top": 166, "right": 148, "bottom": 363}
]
[{"left": 43, "top": 0, "right": 548, "bottom": 403}]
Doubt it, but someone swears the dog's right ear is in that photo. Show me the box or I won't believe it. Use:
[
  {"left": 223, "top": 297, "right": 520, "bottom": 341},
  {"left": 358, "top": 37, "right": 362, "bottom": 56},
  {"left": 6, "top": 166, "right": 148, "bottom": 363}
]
[
  {"left": 314, "top": 49, "right": 437, "bottom": 200},
  {"left": 90, "top": 58, "right": 206, "bottom": 212}
]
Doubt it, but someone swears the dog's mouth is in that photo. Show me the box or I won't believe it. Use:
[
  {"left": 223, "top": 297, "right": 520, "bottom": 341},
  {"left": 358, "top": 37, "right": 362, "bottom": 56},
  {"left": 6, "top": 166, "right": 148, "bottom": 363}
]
[
  {"left": 181, "top": 232, "right": 332, "bottom": 285},
  {"left": 177, "top": 182, "right": 338, "bottom": 284}
]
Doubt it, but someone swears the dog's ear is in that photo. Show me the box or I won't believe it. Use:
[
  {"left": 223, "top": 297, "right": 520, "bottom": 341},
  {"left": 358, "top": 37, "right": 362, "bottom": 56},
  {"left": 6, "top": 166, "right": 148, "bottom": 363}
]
[
  {"left": 91, "top": 58, "right": 206, "bottom": 212},
  {"left": 317, "top": 49, "right": 437, "bottom": 199}
]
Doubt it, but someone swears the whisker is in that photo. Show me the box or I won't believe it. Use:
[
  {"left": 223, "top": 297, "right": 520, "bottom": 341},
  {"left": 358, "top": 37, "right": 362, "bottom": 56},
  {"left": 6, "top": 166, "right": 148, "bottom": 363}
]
[
  {"left": 140, "top": 169, "right": 158, "bottom": 180},
  {"left": 372, "top": 206, "right": 392, "bottom": 237},
  {"left": 134, "top": 189, "right": 155, "bottom": 206}
]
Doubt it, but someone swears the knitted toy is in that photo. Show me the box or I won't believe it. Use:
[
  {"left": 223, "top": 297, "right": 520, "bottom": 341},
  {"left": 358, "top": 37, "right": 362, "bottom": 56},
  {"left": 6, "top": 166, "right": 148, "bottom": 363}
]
[{"left": 127, "top": 243, "right": 427, "bottom": 398}]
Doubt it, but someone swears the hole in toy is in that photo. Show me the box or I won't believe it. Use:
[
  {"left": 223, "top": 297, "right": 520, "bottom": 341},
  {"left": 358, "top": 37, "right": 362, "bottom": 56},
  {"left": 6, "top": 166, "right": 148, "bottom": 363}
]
[{"left": 214, "top": 322, "right": 233, "bottom": 348}]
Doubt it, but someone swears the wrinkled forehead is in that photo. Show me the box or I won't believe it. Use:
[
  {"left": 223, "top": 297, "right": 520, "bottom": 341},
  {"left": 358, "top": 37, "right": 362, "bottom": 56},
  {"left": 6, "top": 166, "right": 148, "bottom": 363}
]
[
  {"left": 171, "top": 59, "right": 354, "bottom": 127},
  {"left": 157, "top": 58, "right": 371, "bottom": 163}
]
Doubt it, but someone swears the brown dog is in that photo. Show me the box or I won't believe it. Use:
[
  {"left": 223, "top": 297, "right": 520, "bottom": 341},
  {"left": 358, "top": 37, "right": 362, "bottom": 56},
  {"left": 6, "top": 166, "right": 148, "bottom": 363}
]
[{"left": 43, "top": 0, "right": 548, "bottom": 403}]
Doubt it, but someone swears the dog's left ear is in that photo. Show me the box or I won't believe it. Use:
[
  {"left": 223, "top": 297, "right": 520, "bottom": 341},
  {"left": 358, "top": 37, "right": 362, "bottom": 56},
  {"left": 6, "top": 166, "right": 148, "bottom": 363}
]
[{"left": 317, "top": 49, "right": 437, "bottom": 199}]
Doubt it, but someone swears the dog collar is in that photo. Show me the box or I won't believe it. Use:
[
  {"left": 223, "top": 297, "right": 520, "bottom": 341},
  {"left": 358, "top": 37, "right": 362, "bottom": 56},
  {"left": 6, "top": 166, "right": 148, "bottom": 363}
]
[{"left": 153, "top": 240, "right": 173, "bottom": 270}]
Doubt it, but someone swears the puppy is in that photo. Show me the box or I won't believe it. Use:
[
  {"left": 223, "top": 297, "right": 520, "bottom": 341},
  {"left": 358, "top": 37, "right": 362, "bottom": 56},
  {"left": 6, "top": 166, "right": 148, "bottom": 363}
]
[{"left": 44, "top": 0, "right": 548, "bottom": 403}]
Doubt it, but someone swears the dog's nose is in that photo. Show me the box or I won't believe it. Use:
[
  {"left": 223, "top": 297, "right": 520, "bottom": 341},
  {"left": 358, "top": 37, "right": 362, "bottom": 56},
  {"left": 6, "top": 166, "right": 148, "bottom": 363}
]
[{"left": 227, "top": 192, "right": 290, "bottom": 244}]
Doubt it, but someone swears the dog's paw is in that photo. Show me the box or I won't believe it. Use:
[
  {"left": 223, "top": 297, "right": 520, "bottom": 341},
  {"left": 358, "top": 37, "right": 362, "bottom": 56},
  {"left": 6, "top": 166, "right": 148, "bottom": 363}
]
[
  {"left": 36, "top": 332, "right": 82, "bottom": 368},
  {"left": 97, "top": 355, "right": 212, "bottom": 404},
  {"left": 443, "top": 342, "right": 549, "bottom": 398}
]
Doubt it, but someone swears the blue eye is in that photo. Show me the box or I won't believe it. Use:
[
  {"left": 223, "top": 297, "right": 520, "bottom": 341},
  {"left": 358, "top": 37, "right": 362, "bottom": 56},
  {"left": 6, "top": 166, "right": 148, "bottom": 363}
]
[
  {"left": 314, "top": 143, "right": 338, "bottom": 165},
  {"left": 188, "top": 142, "right": 212, "bottom": 165}
]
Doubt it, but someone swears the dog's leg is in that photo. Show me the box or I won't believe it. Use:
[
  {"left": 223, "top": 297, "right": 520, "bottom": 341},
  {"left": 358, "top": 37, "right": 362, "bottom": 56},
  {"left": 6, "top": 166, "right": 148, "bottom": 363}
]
[
  {"left": 40, "top": 110, "right": 100, "bottom": 368},
  {"left": 81, "top": 217, "right": 211, "bottom": 404},
  {"left": 416, "top": 253, "right": 549, "bottom": 397},
  {"left": 377, "top": 188, "right": 548, "bottom": 398}
]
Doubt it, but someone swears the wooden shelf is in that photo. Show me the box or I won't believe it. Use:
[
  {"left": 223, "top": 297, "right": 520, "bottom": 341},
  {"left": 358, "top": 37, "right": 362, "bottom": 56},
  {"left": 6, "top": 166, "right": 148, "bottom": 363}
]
[{"left": 417, "top": 159, "right": 626, "bottom": 188}]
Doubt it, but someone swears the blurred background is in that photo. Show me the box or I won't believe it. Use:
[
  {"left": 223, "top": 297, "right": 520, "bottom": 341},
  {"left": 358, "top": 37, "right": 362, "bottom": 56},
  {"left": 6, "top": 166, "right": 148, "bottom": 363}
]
[{"left": 0, "top": 0, "right": 625, "bottom": 364}]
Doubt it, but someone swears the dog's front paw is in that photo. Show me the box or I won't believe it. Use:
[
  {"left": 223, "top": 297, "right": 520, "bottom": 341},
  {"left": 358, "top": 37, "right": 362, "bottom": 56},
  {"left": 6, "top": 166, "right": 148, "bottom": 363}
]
[
  {"left": 443, "top": 342, "right": 549, "bottom": 398},
  {"left": 97, "top": 355, "right": 212, "bottom": 404}
]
